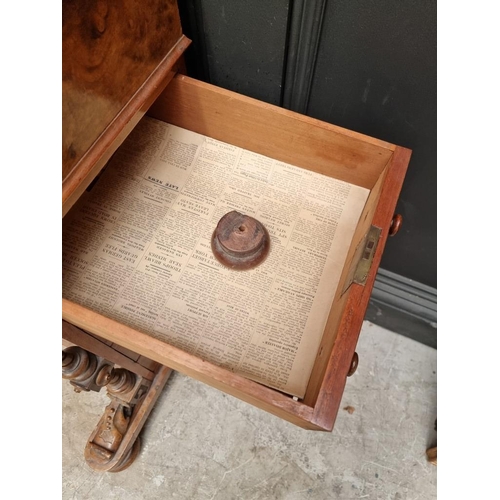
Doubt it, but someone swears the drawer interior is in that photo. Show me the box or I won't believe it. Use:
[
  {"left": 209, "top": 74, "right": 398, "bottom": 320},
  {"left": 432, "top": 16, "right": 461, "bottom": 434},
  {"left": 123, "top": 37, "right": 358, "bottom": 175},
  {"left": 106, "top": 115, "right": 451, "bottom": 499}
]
[
  {"left": 63, "top": 75, "right": 397, "bottom": 427},
  {"left": 147, "top": 75, "right": 395, "bottom": 404}
]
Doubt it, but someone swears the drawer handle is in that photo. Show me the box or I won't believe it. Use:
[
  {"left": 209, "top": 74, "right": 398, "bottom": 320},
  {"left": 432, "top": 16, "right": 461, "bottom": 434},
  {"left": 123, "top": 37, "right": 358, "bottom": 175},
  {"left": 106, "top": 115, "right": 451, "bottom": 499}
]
[
  {"left": 389, "top": 214, "right": 403, "bottom": 236},
  {"left": 347, "top": 352, "right": 359, "bottom": 377}
]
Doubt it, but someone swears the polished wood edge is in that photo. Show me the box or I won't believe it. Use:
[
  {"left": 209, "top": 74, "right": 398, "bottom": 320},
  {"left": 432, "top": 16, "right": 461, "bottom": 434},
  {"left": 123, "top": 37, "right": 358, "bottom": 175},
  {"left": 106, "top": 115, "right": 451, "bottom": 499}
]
[
  {"left": 62, "top": 321, "right": 155, "bottom": 381},
  {"left": 310, "top": 146, "right": 412, "bottom": 431},
  {"left": 62, "top": 34, "right": 192, "bottom": 214},
  {"left": 170, "top": 74, "right": 397, "bottom": 152},
  {"left": 62, "top": 299, "right": 320, "bottom": 429}
]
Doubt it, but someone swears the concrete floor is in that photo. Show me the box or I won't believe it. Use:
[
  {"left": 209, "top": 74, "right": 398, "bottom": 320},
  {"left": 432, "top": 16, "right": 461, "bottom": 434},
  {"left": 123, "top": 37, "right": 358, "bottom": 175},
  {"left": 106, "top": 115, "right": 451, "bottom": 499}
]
[{"left": 62, "top": 322, "right": 437, "bottom": 499}]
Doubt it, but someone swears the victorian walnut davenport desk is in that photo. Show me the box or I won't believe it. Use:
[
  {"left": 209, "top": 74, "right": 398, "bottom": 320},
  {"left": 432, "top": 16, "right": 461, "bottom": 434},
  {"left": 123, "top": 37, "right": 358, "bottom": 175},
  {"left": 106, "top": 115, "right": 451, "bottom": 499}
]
[{"left": 62, "top": 0, "right": 411, "bottom": 472}]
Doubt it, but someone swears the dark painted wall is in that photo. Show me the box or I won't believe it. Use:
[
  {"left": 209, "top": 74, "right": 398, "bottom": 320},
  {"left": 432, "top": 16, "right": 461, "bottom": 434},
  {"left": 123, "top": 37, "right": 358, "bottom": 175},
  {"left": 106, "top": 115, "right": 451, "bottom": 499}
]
[
  {"left": 307, "top": 0, "right": 436, "bottom": 287},
  {"left": 178, "top": 0, "right": 436, "bottom": 289},
  {"left": 179, "top": 0, "right": 289, "bottom": 105}
]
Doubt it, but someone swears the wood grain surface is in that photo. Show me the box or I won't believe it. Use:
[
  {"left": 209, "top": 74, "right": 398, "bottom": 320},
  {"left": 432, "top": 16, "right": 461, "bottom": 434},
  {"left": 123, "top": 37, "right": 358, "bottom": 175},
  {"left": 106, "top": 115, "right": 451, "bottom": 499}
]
[
  {"left": 62, "top": 0, "right": 183, "bottom": 181},
  {"left": 148, "top": 75, "right": 395, "bottom": 190}
]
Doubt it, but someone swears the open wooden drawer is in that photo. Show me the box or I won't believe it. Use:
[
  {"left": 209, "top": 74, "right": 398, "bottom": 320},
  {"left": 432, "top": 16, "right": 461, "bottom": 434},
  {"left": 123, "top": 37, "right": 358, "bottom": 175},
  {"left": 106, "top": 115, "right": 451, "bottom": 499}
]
[{"left": 62, "top": 74, "right": 411, "bottom": 432}]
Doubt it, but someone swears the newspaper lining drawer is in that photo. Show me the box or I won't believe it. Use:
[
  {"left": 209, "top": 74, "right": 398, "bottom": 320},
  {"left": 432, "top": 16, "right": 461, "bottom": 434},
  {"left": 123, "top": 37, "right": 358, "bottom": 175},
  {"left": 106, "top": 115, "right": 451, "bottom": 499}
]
[{"left": 62, "top": 75, "right": 411, "bottom": 430}]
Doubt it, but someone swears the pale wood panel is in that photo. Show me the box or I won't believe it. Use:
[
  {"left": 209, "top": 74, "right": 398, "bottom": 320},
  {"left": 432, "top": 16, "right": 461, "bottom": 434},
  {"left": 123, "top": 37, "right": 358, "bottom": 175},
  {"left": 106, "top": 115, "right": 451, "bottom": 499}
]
[
  {"left": 87, "top": 333, "right": 113, "bottom": 346},
  {"left": 63, "top": 321, "right": 156, "bottom": 380},
  {"left": 62, "top": 334, "right": 161, "bottom": 379},
  {"left": 310, "top": 147, "right": 412, "bottom": 430},
  {"left": 109, "top": 343, "right": 141, "bottom": 362},
  {"left": 62, "top": 299, "right": 321, "bottom": 430},
  {"left": 137, "top": 356, "right": 161, "bottom": 372},
  {"left": 147, "top": 75, "right": 395, "bottom": 189},
  {"left": 65, "top": 324, "right": 159, "bottom": 372},
  {"left": 302, "top": 161, "right": 389, "bottom": 406}
]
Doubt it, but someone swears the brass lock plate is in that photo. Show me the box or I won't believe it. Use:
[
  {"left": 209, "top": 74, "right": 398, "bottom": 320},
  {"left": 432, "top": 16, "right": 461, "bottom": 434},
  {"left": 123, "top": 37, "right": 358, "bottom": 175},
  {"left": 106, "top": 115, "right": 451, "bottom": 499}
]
[{"left": 341, "top": 225, "right": 381, "bottom": 296}]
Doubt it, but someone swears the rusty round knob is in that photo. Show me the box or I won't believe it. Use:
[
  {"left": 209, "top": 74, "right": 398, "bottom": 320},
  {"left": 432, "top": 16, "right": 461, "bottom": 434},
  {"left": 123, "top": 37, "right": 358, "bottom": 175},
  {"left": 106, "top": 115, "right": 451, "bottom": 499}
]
[
  {"left": 211, "top": 211, "right": 270, "bottom": 270},
  {"left": 388, "top": 214, "right": 403, "bottom": 236},
  {"left": 347, "top": 352, "right": 359, "bottom": 377}
]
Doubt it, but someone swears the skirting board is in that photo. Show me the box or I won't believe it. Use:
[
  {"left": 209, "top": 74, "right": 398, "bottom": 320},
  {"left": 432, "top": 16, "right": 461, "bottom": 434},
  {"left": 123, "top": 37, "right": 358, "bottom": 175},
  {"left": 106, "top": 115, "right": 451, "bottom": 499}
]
[{"left": 365, "top": 268, "right": 437, "bottom": 349}]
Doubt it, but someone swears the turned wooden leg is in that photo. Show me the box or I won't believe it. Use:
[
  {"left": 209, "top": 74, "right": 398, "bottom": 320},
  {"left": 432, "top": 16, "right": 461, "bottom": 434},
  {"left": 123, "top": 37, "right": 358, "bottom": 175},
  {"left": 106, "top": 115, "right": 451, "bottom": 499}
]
[
  {"left": 84, "top": 365, "right": 171, "bottom": 472},
  {"left": 62, "top": 321, "right": 171, "bottom": 472}
]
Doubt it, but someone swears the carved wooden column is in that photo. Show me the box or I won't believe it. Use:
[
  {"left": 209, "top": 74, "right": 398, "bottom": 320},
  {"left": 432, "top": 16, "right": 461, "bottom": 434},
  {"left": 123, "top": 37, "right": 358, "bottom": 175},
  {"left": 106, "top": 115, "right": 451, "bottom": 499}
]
[{"left": 62, "top": 321, "right": 171, "bottom": 472}]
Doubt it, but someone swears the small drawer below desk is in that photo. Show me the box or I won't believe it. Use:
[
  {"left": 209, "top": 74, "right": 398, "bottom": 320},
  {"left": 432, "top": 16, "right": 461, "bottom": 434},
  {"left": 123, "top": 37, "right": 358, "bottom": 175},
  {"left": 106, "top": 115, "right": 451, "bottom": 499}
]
[{"left": 63, "top": 75, "right": 411, "bottom": 431}]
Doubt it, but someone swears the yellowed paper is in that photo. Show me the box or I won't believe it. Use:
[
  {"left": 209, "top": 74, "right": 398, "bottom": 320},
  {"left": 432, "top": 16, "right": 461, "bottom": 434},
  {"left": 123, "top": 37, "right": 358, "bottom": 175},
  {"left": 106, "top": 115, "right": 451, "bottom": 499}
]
[{"left": 62, "top": 117, "right": 369, "bottom": 397}]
